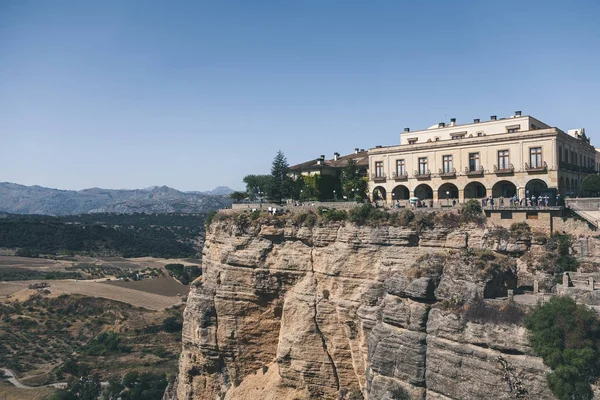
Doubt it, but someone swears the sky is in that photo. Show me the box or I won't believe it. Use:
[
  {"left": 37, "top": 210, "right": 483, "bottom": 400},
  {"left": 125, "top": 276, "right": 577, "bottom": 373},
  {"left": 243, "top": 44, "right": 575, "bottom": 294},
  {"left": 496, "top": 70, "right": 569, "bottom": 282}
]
[{"left": 1, "top": 0, "right": 599, "bottom": 192}]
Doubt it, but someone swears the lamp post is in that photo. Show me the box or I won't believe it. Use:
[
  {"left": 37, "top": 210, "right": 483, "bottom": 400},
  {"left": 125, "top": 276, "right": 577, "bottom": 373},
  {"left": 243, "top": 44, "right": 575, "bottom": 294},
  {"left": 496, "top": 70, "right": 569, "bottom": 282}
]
[
  {"left": 300, "top": 189, "right": 304, "bottom": 201},
  {"left": 333, "top": 190, "right": 337, "bottom": 201},
  {"left": 446, "top": 190, "right": 450, "bottom": 206}
]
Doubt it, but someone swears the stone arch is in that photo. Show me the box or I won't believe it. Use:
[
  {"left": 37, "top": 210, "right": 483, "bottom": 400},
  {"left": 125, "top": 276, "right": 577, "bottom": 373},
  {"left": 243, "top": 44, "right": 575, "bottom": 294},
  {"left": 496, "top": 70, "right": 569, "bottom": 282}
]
[
  {"left": 391, "top": 185, "right": 410, "bottom": 200},
  {"left": 438, "top": 183, "right": 459, "bottom": 201},
  {"left": 464, "top": 181, "right": 487, "bottom": 199},
  {"left": 492, "top": 180, "right": 517, "bottom": 198},
  {"left": 373, "top": 186, "right": 386, "bottom": 201},
  {"left": 414, "top": 184, "right": 433, "bottom": 200},
  {"left": 525, "top": 179, "right": 548, "bottom": 197}
]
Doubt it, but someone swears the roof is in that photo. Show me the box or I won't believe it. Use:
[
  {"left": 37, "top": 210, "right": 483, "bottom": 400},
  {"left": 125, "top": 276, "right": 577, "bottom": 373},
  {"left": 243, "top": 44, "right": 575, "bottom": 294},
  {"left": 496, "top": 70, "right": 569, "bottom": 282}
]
[{"left": 290, "top": 151, "right": 368, "bottom": 171}]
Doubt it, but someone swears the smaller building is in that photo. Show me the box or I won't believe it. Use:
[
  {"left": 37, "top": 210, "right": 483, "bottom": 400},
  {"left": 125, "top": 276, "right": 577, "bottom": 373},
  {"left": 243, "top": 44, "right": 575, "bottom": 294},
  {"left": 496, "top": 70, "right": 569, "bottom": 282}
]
[{"left": 289, "top": 148, "right": 369, "bottom": 179}]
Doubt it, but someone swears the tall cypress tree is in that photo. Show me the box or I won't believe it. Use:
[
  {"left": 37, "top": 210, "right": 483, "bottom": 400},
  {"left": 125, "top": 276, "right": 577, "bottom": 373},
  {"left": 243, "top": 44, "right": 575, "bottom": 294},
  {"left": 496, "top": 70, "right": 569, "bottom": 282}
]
[{"left": 269, "top": 150, "right": 292, "bottom": 203}]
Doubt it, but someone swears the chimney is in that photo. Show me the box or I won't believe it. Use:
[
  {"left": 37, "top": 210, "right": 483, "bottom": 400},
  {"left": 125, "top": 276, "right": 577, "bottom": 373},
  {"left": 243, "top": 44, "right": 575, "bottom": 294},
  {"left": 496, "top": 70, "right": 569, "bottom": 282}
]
[
  {"left": 360, "top": 149, "right": 365, "bottom": 151},
  {"left": 438, "top": 122, "right": 445, "bottom": 128},
  {"left": 317, "top": 155, "right": 325, "bottom": 165},
  {"left": 404, "top": 127, "right": 410, "bottom": 132},
  {"left": 354, "top": 148, "right": 359, "bottom": 154},
  {"left": 320, "top": 155, "right": 325, "bottom": 160},
  {"left": 473, "top": 118, "right": 480, "bottom": 123},
  {"left": 450, "top": 118, "right": 456, "bottom": 126},
  {"left": 375, "top": 145, "right": 382, "bottom": 148},
  {"left": 491, "top": 115, "right": 497, "bottom": 121},
  {"left": 334, "top": 152, "right": 340, "bottom": 161},
  {"left": 515, "top": 110, "right": 522, "bottom": 117}
]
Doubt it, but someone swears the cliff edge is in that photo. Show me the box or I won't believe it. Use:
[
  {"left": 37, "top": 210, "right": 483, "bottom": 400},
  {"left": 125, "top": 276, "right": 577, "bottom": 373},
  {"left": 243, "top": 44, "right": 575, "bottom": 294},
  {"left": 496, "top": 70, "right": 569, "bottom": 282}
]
[{"left": 166, "top": 210, "right": 557, "bottom": 400}]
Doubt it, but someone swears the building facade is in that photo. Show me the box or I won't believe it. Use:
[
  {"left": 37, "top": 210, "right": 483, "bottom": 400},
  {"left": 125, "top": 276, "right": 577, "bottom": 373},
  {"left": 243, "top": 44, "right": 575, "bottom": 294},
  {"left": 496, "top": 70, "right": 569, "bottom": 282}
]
[{"left": 368, "top": 112, "right": 598, "bottom": 204}]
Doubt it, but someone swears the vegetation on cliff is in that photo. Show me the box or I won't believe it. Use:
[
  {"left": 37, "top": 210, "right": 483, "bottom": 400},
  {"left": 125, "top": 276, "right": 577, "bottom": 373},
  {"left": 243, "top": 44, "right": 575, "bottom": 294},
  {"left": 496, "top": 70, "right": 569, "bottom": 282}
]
[{"left": 526, "top": 296, "right": 600, "bottom": 400}]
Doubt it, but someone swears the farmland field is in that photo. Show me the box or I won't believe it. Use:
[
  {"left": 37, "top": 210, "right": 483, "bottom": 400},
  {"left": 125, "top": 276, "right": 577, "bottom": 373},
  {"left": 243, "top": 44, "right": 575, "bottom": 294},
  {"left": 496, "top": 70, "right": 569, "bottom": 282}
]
[{"left": 105, "top": 276, "right": 187, "bottom": 297}]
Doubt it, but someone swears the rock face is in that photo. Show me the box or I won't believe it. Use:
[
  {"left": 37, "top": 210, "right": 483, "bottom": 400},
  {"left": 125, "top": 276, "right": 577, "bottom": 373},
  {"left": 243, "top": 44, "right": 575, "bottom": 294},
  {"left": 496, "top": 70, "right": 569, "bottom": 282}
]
[{"left": 167, "top": 215, "right": 555, "bottom": 400}]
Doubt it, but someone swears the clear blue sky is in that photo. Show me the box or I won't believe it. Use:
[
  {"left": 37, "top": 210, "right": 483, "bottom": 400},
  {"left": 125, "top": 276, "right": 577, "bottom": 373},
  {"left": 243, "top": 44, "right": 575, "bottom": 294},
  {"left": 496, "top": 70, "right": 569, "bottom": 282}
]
[{"left": 1, "top": 1, "right": 599, "bottom": 192}]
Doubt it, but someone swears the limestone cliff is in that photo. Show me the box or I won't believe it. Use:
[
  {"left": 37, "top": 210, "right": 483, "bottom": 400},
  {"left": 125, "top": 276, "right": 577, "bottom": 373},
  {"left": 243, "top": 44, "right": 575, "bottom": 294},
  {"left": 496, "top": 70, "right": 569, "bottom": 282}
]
[{"left": 166, "top": 212, "right": 556, "bottom": 400}]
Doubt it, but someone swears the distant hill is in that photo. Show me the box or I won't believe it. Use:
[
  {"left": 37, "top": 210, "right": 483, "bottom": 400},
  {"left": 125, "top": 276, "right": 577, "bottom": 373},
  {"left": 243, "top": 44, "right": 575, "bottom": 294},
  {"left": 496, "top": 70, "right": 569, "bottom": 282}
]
[{"left": 0, "top": 182, "right": 232, "bottom": 215}]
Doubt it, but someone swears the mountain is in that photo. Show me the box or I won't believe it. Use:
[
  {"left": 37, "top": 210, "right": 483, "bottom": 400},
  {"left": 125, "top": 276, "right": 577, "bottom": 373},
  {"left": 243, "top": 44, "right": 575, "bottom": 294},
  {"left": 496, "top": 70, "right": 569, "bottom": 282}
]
[
  {"left": 204, "top": 186, "right": 234, "bottom": 196},
  {"left": 0, "top": 182, "right": 232, "bottom": 215}
]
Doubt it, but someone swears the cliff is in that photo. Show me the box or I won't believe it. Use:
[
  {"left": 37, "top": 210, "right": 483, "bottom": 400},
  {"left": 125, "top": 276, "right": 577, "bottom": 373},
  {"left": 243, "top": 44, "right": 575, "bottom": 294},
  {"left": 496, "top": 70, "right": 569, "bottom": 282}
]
[{"left": 166, "top": 211, "right": 557, "bottom": 400}]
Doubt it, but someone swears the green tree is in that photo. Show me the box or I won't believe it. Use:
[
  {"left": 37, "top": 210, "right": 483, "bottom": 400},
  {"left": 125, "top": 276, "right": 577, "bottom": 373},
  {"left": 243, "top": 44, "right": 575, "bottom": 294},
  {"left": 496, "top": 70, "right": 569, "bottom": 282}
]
[
  {"left": 242, "top": 175, "right": 272, "bottom": 199},
  {"left": 341, "top": 159, "right": 367, "bottom": 200},
  {"left": 64, "top": 374, "right": 102, "bottom": 400},
  {"left": 229, "top": 191, "right": 247, "bottom": 203},
  {"left": 269, "top": 150, "right": 293, "bottom": 203},
  {"left": 580, "top": 174, "right": 600, "bottom": 197},
  {"left": 526, "top": 296, "right": 600, "bottom": 400}
]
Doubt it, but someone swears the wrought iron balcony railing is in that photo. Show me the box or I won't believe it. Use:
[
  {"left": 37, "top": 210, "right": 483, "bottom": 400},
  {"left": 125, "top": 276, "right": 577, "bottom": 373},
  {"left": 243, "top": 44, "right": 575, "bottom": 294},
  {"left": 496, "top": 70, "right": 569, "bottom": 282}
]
[
  {"left": 414, "top": 169, "right": 431, "bottom": 179},
  {"left": 493, "top": 164, "right": 514, "bottom": 174},
  {"left": 464, "top": 166, "right": 484, "bottom": 176},
  {"left": 371, "top": 173, "right": 386, "bottom": 182},
  {"left": 391, "top": 171, "right": 408, "bottom": 181},
  {"left": 525, "top": 161, "right": 547, "bottom": 172},
  {"left": 438, "top": 167, "right": 456, "bottom": 178}
]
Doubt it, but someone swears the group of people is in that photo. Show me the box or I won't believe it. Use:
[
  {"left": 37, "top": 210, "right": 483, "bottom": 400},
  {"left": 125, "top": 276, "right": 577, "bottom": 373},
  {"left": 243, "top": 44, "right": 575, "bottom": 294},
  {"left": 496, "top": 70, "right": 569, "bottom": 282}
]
[{"left": 482, "top": 194, "right": 560, "bottom": 208}]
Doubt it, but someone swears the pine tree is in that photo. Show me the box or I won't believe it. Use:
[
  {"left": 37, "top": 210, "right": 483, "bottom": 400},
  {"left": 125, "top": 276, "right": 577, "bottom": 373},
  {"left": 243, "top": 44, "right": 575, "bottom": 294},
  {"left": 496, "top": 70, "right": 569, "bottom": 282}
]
[{"left": 269, "top": 150, "right": 292, "bottom": 203}]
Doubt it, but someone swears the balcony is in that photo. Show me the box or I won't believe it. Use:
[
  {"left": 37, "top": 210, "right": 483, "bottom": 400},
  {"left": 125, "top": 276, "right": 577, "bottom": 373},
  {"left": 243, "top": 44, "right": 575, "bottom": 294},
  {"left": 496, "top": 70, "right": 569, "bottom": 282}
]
[
  {"left": 525, "top": 161, "right": 547, "bottom": 173},
  {"left": 391, "top": 171, "right": 408, "bottom": 181},
  {"left": 371, "top": 173, "right": 386, "bottom": 182},
  {"left": 438, "top": 168, "right": 456, "bottom": 178},
  {"left": 493, "top": 164, "right": 514, "bottom": 175},
  {"left": 414, "top": 169, "right": 431, "bottom": 179},
  {"left": 464, "top": 166, "right": 484, "bottom": 176}
]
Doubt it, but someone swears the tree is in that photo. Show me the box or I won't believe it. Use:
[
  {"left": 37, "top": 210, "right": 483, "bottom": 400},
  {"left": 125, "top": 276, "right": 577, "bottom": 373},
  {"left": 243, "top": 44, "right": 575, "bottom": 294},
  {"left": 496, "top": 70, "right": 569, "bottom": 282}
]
[
  {"left": 341, "top": 159, "right": 367, "bottom": 200},
  {"left": 229, "top": 191, "right": 247, "bottom": 203},
  {"left": 269, "top": 150, "right": 293, "bottom": 203},
  {"left": 526, "top": 296, "right": 600, "bottom": 400},
  {"left": 580, "top": 174, "right": 600, "bottom": 197},
  {"left": 242, "top": 175, "right": 272, "bottom": 199},
  {"left": 64, "top": 374, "right": 102, "bottom": 400}
]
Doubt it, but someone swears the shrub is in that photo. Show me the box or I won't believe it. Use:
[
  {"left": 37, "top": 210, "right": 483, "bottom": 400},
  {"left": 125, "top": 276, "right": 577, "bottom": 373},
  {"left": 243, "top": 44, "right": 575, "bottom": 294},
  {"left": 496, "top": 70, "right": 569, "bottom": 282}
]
[
  {"left": 509, "top": 222, "right": 531, "bottom": 238},
  {"left": 460, "top": 199, "right": 485, "bottom": 224},
  {"left": 410, "top": 212, "right": 435, "bottom": 231},
  {"left": 322, "top": 289, "right": 330, "bottom": 300},
  {"left": 205, "top": 210, "right": 217, "bottom": 229},
  {"left": 348, "top": 204, "right": 375, "bottom": 225},
  {"left": 390, "top": 208, "right": 414, "bottom": 226},
  {"left": 526, "top": 297, "right": 600, "bottom": 400},
  {"left": 162, "top": 316, "right": 183, "bottom": 333},
  {"left": 434, "top": 212, "right": 460, "bottom": 228},
  {"left": 321, "top": 208, "right": 348, "bottom": 222}
]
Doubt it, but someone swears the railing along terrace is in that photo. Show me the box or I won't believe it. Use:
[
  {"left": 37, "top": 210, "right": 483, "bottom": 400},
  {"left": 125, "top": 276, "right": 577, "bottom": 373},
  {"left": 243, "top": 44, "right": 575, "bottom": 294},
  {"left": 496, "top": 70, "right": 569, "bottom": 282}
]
[
  {"left": 464, "top": 166, "right": 484, "bottom": 176},
  {"left": 493, "top": 164, "right": 514, "bottom": 174},
  {"left": 414, "top": 169, "right": 431, "bottom": 179}
]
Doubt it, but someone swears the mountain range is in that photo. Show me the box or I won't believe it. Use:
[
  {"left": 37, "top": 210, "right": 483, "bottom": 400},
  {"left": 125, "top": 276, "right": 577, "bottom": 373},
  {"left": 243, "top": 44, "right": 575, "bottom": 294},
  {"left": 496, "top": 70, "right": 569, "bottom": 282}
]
[{"left": 0, "top": 182, "right": 233, "bottom": 215}]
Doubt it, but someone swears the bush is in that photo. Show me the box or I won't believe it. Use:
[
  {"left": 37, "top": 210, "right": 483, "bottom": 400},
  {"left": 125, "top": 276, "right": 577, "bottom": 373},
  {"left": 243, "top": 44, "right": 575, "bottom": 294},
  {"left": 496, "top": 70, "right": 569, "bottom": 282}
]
[
  {"left": 410, "top": 212, "right": 435, "bottom": 231},
  {"left": 526, "top": 297, "right": 600, "bottom": 400},
  {"left": 509, "top": 222, "right": 531, "bottom": 238},
  {"left": 205, "top": 210, "right": 217, "bottom": 229},
  {"left": 460, "top": 199, "right": 485, "bottom": 224},
  {"left": 162, "top": 316, "right": 183, "bottom": 333},
  {"left": 321, "top": 208, "right": 347, "bottom": 222},
  {"left": 389, "top": 208, "right": 414, "bottom": 226},
  {"left": 84, "top": 332, "right": 131, "bottom": 356}
]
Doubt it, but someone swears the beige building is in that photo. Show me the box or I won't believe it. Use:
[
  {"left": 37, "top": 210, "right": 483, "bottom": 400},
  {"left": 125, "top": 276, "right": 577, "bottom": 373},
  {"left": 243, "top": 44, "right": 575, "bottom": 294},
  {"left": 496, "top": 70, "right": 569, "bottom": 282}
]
[{"left": 368, "top": 112, "right": 598, "bottom": 203}]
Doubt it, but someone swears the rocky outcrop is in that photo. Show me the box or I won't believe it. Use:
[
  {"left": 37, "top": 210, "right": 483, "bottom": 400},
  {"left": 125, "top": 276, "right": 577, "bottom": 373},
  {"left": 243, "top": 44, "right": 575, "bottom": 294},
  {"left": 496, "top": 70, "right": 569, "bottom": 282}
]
[{"left": 168, "top": 214, "right": 555, "bottom": 400}]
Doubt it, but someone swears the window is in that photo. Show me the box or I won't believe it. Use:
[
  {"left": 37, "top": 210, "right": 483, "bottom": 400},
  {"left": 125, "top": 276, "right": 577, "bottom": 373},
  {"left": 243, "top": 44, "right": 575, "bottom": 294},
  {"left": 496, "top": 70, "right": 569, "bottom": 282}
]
[
  {"left": 418, "top": 157, "right": 428, "bottom": 175},
  {"left": 559, "top": 146, "right": 562, "bottom": 162},
  {"left": 530, "top": 147, "right": 543, "bottom": 168},
  {"left": 396, "top": 159, "right": 405, "bottom": 176},
  {"left": 408, "top": 138, "right": 417, "bottom": 144},
  {"left": 498, "top": 150, "right": 510, "bottom": 169},
  {"left": 526, "top": 212, "right": 539, "bottom": 220},
  {"left": 442, "top": 155, "right": 453, "bottom": 173},
  {"left": 477, "top": 132, "right": 483, "bottom": 137},
  {"left": 506, "top": 125, "right": 520, "bottom": 133},
  {"left": 500, "top": 211, "right": 513, "bottom": 219},
  {"left": 469, "top": 152, "right": 480, "bottom": 171},
  {"left": 375, "top": 161, "right": 384, "bottom": 178}
]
